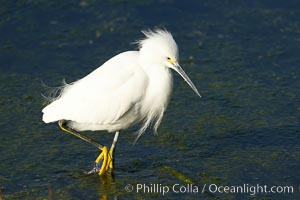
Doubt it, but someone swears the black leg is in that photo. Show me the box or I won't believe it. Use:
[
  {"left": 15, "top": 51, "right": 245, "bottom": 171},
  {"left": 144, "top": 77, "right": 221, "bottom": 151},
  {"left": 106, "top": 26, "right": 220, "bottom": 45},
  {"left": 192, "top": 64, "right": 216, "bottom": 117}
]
[{"left": 58, "top": 120, "right": 104, "bottom": 150}]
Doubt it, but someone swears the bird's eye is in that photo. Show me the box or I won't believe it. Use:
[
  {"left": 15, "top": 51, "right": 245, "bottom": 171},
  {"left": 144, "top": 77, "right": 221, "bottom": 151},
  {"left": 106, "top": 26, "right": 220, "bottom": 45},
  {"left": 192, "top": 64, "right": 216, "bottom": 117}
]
[{"left": 166, "top": 57, "right": 171, "bottom": 61}]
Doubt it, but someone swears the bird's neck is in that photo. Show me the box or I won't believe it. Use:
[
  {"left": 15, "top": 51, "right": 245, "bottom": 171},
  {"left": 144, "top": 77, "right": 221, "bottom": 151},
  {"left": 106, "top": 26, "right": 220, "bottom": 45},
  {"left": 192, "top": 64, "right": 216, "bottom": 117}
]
[{"left": 142, "top": 64, "right": 173, "bottom": 110}]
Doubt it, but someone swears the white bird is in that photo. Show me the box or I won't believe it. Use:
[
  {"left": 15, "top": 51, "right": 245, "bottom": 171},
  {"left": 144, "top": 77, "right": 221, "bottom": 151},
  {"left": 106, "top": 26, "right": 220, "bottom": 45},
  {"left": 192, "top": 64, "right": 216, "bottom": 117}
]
[{"left": 42, "top": 29, "right": 201, "bottom": 175}]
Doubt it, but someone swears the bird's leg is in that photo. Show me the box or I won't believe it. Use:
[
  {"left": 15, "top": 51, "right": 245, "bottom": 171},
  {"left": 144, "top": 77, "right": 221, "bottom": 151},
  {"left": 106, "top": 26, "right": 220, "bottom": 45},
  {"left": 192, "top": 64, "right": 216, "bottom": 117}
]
[
  {"left": 58, "top": 120, "right": 104, "bottom": 149},
  {"left": 58, "top": 120, "right": 111, "bottom": 175},
  {"left": 95, "top": 131, "right": 119, "bottom": 175},
  {"left": 94, "top": 146, "right": 111, "bottom": 175},
  {"left": 109, "top": 131, "right": 119, "bottom": 171}
]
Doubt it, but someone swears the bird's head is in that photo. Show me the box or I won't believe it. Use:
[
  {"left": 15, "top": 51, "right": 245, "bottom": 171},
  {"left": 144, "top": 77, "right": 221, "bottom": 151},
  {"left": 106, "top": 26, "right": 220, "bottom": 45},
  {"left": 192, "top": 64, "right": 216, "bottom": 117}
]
[{"left": 138, "top": 29, "right": 201, "bottom": 98}]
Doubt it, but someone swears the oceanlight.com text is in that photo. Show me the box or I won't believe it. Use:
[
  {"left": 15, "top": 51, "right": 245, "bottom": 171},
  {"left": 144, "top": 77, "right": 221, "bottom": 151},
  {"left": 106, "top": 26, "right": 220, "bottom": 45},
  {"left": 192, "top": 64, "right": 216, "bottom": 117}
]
[{"left": 124, "top": 183, "right": 294, "bottom": 196}]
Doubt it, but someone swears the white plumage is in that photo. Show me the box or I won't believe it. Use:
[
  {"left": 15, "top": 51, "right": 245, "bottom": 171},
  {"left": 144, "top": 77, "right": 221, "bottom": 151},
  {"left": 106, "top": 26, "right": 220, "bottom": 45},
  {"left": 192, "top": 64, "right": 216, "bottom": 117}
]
[{"left": 42, "top": 29, "right": 200, "bottom": 138}]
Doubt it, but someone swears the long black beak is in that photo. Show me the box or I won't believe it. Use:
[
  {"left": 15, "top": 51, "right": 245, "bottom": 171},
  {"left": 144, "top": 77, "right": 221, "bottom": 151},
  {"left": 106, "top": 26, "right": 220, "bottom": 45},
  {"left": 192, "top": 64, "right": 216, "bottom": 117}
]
[{"left": 172, "top": 64, "right": 201, "bottom": 98}]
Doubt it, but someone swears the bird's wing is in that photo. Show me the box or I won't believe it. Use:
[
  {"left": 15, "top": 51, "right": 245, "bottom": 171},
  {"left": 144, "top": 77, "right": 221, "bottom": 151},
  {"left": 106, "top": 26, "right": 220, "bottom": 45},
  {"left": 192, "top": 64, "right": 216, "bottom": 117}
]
[{"left": 42, "top": 51, "right": 148, "bottom": 124}]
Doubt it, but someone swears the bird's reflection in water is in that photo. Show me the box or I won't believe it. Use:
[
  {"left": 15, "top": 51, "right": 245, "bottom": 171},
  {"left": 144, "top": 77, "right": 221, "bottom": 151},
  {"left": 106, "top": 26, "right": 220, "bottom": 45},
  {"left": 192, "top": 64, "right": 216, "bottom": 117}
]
[{"left": 97, "top": 174, "right": 118, "bottom": 200}]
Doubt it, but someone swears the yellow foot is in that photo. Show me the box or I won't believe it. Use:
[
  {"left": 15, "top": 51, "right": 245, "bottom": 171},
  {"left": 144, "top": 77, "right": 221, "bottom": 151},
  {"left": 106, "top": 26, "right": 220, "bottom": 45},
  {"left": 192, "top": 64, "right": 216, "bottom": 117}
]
[{"left": 95, "top": 146, "right": 113, "bottom": 175}]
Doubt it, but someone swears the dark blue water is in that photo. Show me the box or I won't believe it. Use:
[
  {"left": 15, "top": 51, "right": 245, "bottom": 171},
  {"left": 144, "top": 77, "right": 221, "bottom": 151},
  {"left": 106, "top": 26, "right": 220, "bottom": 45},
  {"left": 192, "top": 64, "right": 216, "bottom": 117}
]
[{"left": 0, "top": 1, "right": 299, "bottom": 199}]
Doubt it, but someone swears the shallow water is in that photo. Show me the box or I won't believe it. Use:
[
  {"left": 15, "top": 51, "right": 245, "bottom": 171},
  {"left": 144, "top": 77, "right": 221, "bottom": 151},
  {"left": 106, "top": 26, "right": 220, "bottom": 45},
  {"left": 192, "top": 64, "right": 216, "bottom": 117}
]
[{"left": 0, "top": 1, "right": 299, "bottom": 199}]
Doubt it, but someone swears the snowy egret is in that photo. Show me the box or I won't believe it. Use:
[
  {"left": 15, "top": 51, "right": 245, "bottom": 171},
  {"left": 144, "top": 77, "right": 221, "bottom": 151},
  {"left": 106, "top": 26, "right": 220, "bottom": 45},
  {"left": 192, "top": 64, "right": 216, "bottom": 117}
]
[{"left": 42, "top": 29, "right": 201, "bottom": 175}]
